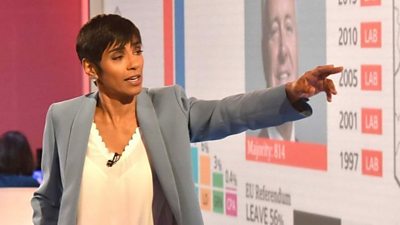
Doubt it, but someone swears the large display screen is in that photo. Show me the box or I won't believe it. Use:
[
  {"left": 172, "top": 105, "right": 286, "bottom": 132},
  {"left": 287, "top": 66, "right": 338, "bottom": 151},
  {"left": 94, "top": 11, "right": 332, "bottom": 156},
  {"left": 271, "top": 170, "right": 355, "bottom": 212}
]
[{"left": 102, "top": 1, "right": 400, "bottom": 224}]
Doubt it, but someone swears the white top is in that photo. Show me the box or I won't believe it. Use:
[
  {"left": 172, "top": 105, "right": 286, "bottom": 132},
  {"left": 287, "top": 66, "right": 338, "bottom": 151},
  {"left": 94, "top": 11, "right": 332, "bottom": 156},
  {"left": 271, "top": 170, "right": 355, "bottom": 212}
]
[{"left": 77, "top": 123, "right": 154, "bottom": 225}]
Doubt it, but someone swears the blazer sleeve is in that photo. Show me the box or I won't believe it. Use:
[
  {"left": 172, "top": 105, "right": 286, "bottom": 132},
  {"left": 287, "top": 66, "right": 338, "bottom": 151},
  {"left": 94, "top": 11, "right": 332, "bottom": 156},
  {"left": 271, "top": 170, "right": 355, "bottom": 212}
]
[
  {"left": 31, "top": 105, "right": 62, "bottom": 225},
  {"left": 176, "top": 85, "right": 312, "bottom": 142}
]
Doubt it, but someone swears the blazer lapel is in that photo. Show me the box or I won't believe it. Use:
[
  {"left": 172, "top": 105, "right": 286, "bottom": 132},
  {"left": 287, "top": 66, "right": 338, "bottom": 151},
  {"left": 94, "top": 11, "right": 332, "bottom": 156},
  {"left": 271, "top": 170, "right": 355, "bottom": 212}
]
[
  {"left": 62, "top": 92, "right": 97, "bottom": 222},
  {"left": 136, "top": 91, "right": 182, "bottom": 224}
]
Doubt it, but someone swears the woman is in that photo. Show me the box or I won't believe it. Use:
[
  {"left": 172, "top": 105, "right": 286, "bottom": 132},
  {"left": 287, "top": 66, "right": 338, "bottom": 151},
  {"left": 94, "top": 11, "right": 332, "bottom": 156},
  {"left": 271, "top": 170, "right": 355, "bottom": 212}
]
[
  {"left": 31, "top": 14, "right": 342, "bottom": 225},
  {"left": 0, "top": 131, "right": 39, "bottom": 187}
]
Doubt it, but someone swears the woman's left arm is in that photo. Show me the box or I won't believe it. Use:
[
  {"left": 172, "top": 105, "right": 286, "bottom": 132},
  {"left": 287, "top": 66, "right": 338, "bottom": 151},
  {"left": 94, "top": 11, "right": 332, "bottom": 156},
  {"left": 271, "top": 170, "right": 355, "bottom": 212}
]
[
  {"left": 180, "top": 85, "right": 311, "bottom": 142},
  {"left": 183, "top": 65, "right": 342, "bottom": 142}
]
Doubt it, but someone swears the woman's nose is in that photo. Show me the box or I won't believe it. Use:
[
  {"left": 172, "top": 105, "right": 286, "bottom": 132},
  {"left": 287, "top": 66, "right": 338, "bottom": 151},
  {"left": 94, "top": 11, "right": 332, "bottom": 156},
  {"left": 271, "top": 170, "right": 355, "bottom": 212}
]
[{"left": 127, "top": 52, "right": 142, "bottom": 70}]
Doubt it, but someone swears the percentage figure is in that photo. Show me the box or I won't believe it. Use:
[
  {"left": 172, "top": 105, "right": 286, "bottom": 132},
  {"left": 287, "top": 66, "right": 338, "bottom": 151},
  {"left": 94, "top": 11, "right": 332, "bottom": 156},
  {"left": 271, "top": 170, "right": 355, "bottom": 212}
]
[
  {"left": 214, "top": 155, "right": 222, "bottom": 171},
  {"left": 225, "top": 170, "right": 238, "bottom": 187},
  {"left": 270, "top": 208, "right": 284, "bottom": 225},
  {"left": 200, "top": 142, "right": 209, "bottom": 153}
]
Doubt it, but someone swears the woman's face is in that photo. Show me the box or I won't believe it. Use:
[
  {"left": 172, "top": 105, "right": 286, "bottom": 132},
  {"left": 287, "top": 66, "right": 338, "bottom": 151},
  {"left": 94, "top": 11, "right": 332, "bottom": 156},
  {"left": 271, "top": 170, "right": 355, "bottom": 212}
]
[{"left": 96, "top": 39, "right": 144, "bottom": 99}]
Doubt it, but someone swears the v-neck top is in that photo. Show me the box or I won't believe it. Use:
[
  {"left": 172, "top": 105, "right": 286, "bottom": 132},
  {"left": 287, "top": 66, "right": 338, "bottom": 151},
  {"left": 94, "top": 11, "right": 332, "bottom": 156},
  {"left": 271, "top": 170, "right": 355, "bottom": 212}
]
[{"left": 77, "top": 123, "right": 154, "bottom": 225}]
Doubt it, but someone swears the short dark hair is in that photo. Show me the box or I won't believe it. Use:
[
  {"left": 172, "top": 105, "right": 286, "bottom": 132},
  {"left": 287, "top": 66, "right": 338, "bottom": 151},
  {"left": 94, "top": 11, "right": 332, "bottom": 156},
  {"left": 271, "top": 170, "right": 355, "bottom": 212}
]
[
  {"left": 0, "top": 131, "right": 35, "bottom": 176},
  {"left": 76, "top": 14, "right": 142, "bottom": 67}
]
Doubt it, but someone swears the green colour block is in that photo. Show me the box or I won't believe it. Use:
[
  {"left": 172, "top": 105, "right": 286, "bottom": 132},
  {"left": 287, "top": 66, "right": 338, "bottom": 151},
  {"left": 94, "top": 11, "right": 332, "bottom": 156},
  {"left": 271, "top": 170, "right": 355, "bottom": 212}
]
[
  {"left": 213, "top": 172, "right": 223, "bottom": 188},
  {"left": 213, "top": 190, "right": 224, "bottom": 214}
]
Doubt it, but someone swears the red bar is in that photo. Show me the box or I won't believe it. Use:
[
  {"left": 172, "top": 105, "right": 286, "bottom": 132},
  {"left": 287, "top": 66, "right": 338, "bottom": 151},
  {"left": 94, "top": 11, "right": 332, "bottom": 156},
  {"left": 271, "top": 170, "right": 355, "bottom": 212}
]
[
  {"left": 81, "top": 0, "right": 90, "bottom": 94},
  {"left": 362, "top": 149, "right": 382, "bottom": 177},
  {"left": 163, "top": 0, "right": 174, "bottom": 85},
  {"left": 361, "top": 108, "right": 382, "bottom": 135},
  {"left": 360, "top": 22, "right": 381, "bottom": 48},
  {"left": 360, "top": 0, "right": 381, "bottom": 6},
  {"left": 361, "top": 65, "right": 382, "bottom": 91},
  {"left": 245, "top": 136, "right": 327, "bottom": 171}
]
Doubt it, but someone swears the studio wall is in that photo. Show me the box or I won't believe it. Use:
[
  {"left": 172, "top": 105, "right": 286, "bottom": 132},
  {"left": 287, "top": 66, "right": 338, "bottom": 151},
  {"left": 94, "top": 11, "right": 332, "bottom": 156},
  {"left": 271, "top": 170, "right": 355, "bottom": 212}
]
[{"left": 0, "top": 0, "right": 88, "bottom": 156}]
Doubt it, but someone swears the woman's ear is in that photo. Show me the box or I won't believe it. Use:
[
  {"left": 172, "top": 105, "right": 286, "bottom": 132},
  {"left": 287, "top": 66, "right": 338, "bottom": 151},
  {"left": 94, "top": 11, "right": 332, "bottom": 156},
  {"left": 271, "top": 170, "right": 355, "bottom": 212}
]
[{"left": 82, "top": 58, "right": 99, "bottom": 80}]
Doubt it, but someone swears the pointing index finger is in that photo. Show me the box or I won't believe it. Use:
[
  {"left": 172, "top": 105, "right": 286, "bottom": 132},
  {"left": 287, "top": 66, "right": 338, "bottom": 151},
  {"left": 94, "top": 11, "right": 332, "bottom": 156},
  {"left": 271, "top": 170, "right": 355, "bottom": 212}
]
[{"left": 315, "top": 65, "right": 344, "bottom": 79}]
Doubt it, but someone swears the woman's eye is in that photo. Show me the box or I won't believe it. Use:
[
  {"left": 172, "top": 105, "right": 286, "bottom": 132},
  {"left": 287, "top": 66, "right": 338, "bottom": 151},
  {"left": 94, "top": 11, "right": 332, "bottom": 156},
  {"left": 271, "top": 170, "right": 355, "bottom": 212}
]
[
  {"left": 112, "top": 55, "right": 123, "bottom": 60},
  {"left": 134, "top": 50, "right": 143, "bottom": 55}
]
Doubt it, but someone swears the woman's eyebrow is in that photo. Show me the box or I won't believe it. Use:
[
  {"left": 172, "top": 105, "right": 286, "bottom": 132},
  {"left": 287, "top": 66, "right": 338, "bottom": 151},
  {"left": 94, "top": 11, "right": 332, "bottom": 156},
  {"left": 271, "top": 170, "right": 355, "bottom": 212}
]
[{"left": 107, "top": 46, "right": 125, "bottom": 53}]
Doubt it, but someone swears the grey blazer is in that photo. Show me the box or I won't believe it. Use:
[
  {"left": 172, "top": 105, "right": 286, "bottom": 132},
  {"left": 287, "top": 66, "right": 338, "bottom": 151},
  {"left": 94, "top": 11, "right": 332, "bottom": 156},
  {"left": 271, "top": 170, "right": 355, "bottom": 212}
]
[{"left": 31, "top": 85, "right": 311, "bottom": 225}]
